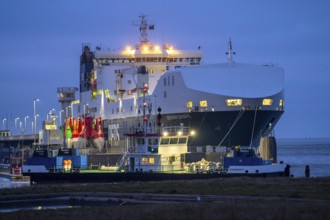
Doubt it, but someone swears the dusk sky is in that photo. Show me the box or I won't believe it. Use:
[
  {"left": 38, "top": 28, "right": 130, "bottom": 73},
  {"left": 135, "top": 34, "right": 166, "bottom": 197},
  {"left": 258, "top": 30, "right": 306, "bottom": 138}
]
[{"left": 1, "top": 0, "right": 330, "bottom": 139}]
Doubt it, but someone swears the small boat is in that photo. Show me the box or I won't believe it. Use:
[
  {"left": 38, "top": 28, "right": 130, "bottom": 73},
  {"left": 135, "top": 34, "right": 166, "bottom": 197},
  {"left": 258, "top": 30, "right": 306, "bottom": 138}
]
[
  {"left": 22, "top": 101, "right": 288, "bottom": 182},
  {"left": 116, "top": 124, "right": 193, "bottom": 173},
  {"left": 224, "top": 147, "right": 287, "bottom": 175}
]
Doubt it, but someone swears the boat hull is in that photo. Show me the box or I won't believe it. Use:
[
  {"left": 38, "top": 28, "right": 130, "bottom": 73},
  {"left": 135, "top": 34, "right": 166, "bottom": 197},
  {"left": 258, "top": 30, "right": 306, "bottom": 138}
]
[
  {"left": 227, "top": 164, "right": 287, "bottom": 174},
  {"left": 23, "top": 171, "right": 286, "bottom": 184},
  {"left": 103, "top": 109, "right": 284, "bottom": 150}
]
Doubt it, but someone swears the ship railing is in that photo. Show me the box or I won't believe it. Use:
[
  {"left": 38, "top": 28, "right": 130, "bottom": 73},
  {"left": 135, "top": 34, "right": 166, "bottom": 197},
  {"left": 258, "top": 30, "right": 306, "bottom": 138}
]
[
  {"left": 161, "top": 126, "right": 190, "bottom": 134},
  {"left": 124, "top": 164, "right": 185, "bottom": 174},
  {"left": 116, "top": 152, "right": 128, "bottom": 172},
  {"left": 58, "top": 97, "right": 76, "bottom": 102},
  {"left": 57, "top": 87, "right": 78, "bottom": 93}
]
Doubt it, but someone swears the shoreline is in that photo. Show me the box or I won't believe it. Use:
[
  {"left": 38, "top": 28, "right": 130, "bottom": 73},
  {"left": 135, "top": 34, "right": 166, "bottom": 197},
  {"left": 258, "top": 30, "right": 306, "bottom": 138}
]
[
  {"left": 1, "top": 177, "right": 330, "bottom": 219},
  {"left": 2, "top": 176, "right": 330, "bottom": 198}
]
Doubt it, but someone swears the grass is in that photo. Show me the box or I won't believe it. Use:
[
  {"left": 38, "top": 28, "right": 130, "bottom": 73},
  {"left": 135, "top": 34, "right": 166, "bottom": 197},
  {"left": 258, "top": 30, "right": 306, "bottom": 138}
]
[
  {"left": 1, "top": 176, "right": 330, "bottom": 219},
  {"left": 1, "top": 176, "right": 330, "bottom": 200},
  {"left": 1, "top": 200, "right": 330, "bottom": 220}
]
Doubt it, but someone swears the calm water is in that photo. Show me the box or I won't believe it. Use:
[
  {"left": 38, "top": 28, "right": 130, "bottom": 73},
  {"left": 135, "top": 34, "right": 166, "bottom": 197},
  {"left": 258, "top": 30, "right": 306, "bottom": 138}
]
[
  {"left": 0, "top": 138, "right": 329, "bottom": 189},
  {"left": 0, "top": 176, "right": 30, "bottom": 189},
  {"left": 277, "top": 138, "right": 330, "bottom": 177}
]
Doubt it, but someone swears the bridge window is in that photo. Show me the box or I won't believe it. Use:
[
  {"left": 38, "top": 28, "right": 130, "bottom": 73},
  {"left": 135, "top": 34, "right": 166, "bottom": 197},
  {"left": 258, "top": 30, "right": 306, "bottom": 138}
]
[
  {"left": 226, "top": 99, "right": 242, "bottom": 106},
  {"left": 178, "top": 137, "right": 187, "bottom": 144},
  {"left": 279, "top": 99, "right": 284, "bottom": 106},
  {"left": 170, "top": 138, "right": 178, "bottom": 144},
  {"left": 262, "top": 99, "right": 273, "bottom": 106},
  {"left": 160, "top": 138, "right": 169, "bottom": 145},
  {"left": 148, "top": 138, "right": 158, "bottom": 145},
  {"left": 136, "top": 138, "right": 145, "bottom": 145},
  {"left": 142, "top": 157, "right": 148, "bottom": 164},
  {"left": 200, "top": 100, "right": 208, "bottom": 107}
]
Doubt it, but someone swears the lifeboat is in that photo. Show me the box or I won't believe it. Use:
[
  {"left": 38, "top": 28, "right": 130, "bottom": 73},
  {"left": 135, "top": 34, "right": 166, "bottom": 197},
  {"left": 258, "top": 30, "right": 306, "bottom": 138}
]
[
  {"left": 71, "top": 117, "right": 79, "bottom": 148},
  {"left": 77, "top": 116, "right": 88, "bottom": 149},
  {"left": 65, "top": 116, "right": 105, "bottom": 151},
  {"left": 64, "top": 118, "right": 73, "bottom": 148},
  {"left": 92, "top": 117, "right": 104, "bottom": 151}
]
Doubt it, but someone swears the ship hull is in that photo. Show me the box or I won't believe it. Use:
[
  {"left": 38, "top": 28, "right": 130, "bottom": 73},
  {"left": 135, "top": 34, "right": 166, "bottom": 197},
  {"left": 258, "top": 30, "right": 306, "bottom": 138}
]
[
  {"left": 164, "top": 110, "right": 283, "bottom": 147},
  {"left": 103, "top": 110, "right": 284, "bottom": 152}
]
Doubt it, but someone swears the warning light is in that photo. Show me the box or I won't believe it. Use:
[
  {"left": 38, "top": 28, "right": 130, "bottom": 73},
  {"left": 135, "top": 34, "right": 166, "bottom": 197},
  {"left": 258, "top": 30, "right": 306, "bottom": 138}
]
[{"left": 142, "top": 83, "right": 148, "bottom": 93}]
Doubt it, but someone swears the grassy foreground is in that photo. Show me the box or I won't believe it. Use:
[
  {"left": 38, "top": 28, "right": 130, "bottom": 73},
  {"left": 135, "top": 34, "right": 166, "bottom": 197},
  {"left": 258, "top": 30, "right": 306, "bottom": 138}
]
[{"left": 1, "top": 177, "right": 330, "bottom": 219}]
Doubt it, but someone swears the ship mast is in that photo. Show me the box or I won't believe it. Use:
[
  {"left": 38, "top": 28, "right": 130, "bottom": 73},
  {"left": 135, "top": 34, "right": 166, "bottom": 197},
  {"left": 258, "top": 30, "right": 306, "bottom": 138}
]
[
  {"left": 226, "top": 38, "right": 236, "bottom": 65},
  {"left": 133, "top": 15, "right": 155, "bottom": 45}
]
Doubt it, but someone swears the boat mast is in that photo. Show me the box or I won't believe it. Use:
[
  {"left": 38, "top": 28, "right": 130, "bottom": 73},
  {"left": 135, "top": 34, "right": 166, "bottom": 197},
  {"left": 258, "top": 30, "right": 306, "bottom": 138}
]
[
  {"left": 133, "top": 15, "right": 155, "bottom": 45},
  {"left": 226, "top": 38, "right": 236, "bottom": 65}
]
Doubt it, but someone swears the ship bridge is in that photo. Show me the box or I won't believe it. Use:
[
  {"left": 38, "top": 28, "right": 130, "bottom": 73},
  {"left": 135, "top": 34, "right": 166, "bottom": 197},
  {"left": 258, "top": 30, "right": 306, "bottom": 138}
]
[
  {"left": 94, "top": 46, "right": 202, "bottom": 67},
  {"left": 93, "top": 15, "right": 202, "bottom": 67}
]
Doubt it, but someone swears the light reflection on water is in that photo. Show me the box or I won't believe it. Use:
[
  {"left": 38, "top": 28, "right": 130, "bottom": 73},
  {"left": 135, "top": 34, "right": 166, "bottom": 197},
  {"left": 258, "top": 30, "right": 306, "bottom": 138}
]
[
  {"left": 0, "top": 205, "right": 80, "bottom": 213},
  {"left": 0, "top": 177, "right": 30, "bottom": 189}
]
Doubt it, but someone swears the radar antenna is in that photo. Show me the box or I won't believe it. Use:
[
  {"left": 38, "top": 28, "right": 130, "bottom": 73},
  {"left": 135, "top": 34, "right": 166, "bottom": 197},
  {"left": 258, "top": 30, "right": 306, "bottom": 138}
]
[
  {"left": 132, "top": 14, "right": 155, "bottom": 45},
  {"left": 226, "top": 38, "right": 236, "bottom": 65}
]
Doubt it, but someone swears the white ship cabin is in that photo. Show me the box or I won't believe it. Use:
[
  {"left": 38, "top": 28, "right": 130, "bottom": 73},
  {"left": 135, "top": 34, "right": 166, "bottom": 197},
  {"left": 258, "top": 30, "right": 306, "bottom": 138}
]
[
  {"left": 79, "top": 45, "right": 202, "bottom": 120},
  {"left": 117, "top": 125, "right": 195, "bottom": 173},
  {"left": 78, "top": 15, "right": 202, "bottom": 120}
]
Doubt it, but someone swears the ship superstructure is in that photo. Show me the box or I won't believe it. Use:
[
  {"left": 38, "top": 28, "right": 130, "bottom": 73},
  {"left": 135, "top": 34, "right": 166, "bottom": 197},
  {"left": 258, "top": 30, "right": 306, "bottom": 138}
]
[{"left": 76, "top": 15, "right": 284, "bottom": 153}]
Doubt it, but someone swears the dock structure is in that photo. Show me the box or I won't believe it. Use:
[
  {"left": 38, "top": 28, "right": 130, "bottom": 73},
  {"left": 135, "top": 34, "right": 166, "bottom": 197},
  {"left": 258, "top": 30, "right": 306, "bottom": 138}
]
[
  {"left": 57, "top": 87, "right": 79, "bottom": 121},
  {"left": 0, "top": 134, "right": 37, "bottom": 164}
]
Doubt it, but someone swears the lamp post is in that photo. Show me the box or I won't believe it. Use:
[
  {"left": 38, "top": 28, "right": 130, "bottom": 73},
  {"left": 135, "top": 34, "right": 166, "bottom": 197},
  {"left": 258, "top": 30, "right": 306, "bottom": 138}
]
[
  {"left": 48, "top": 108, "right": 55, "bottom": 121},
  {"left": 66, "top": 106, "right": 71, "bottom": 118},
  {"left": 19, "top": 121, "right": 22, "bottom": 134},
  {"left": 33, "top": 98, "right": 40, "bottom": 146},
  {"left": 71, "top": 103, "right": 74, "bottom": 118},
  {"left": 84, "top": 103, "right": 89, "bottom": 117},
  {"left": 2, "top": 118, "right": 6, "bottom": 130},
  {"left": 24, "top": 116, "right": 29, "bottom": 134},
  {"left": 154, "top": 95, "right": 157, "bottom": 133},
  {"left": 15, "top": 117, "right": 20, "bottom": 135},
  {"left": 59, "top": 110, "right": 64, "bottom": 127}
]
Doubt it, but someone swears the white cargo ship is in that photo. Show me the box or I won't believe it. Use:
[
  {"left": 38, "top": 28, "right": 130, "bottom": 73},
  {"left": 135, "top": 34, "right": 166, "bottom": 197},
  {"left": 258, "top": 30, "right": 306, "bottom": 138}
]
[{"left": 60, "top": 15, "right": 284, "bottom": 153}]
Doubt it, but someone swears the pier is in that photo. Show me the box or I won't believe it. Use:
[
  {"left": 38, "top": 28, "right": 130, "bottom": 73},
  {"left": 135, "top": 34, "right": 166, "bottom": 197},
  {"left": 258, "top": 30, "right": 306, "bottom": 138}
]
[{"left": 0, "top": 134, "right": 37, "bottom": 164}]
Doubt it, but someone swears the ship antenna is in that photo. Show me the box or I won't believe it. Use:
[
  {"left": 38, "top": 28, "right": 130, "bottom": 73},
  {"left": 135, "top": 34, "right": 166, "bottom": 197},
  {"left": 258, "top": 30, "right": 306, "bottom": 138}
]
[
  {"left": 133, "top": 14, "right": 155, "bottom": 45},
  {"left": 226, "top": 38, "right": 236, "bottom": 65}
]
